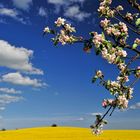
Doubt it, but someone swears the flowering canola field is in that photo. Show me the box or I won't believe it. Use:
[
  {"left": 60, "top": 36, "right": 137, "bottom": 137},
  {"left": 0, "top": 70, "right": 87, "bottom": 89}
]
[{"left": 0, "top": 127, "right": 140, "bottom": 140}]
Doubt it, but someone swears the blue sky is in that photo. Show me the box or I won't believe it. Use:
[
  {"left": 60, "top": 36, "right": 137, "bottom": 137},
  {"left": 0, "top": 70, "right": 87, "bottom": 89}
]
[{"left": 0, "top": 0, "right": 139, "bottom": 129}]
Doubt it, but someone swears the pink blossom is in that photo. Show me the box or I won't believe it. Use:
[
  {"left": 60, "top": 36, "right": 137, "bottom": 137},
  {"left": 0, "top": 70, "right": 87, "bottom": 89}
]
[
  {"left": 100, "top": 18, "right": 110, "bottom": 28},
  {"left": 135, "top": 38, "right": 140, "bottom": 45},
  {"left": 102, "top": 100, "right": 107, "bottom": 107},
  {"left": 55, "top": 17, "right": 65, "bottom": 27},
  {"left": 119, "top": 22, "right": 128, "bottom": 34},
  {"left": 106, "top": 27, "right": 113, "bottom": 35},
  {"left": 125, "top": 13, "right": 133, "bottom": 21},
  {"left": 137, "top": 66, "right": 140, "bottom": 70},
  {"left": 93, "top": 32, "right": 104, "bottom": 47}
]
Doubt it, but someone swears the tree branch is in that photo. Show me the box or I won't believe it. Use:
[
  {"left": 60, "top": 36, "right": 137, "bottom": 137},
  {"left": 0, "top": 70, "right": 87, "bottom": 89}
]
[
  {"left": 95, "top": 106, "right": 112, "bottom": 127},
  {"left": 125, "top": 45, "right": 140, "bottom": 54},
  {"left": 113, "top": 8, "right": 140, "bottom": 35},
  {"left": 113, "top": 16, "right": 140, "bottom": 35},
  {"left": 127, "top": 0, "right": 140, "bottom": 11},
  {"left": 130, "top": 77, "right": 140, "bottom": 87}
]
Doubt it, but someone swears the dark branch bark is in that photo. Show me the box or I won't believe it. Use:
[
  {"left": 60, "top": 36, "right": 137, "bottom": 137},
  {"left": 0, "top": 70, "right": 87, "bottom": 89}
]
[
  {"left": 95, "top": 106, "right": 112, "bottom": 127},
  {"left": 127, "top": 0, "right": 140, "bottom": 11},
  {"left": 113, "top": 16, "right": 140, "bottom": 35},
  {"left": 113, "top": 8, "right": 140, "bottom": 35},
  {"left": 125, "top": 45, "right": 140, "bottom": 54}
]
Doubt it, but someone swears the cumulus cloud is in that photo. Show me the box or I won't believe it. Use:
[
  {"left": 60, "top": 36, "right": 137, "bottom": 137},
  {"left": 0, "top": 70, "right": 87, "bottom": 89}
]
[
  {"left": 0, "top": 94, "right": 23, "bottom": 104},
  {"left": 0, "top": 94, "right": 23, "bottom": 111},
  {"left": 1, "top": 72, "right": 45, "bottom": 87},
  {"left": 0, "top": 7, "right": 27, "bottom": 24},
  {"left": 0, "top": 88, "right": 22, "bottom": 94},
  {"left": 38, "top": 7, "right": 47, "bottom": 17},
  {"left": 64, "top": 5, "right": 91, "bottom": 21},
  {"left": 129, "top": 102, "right": 140, "bottom": 110},
  {"left": 12, "top": 0, "right": 32, "bottom": 11},
  {"left": 47, "top": 0, "right": 90, "bottom": 21},
  {"left": 0, "top": 40, "right": 43, "bottom": 75}
]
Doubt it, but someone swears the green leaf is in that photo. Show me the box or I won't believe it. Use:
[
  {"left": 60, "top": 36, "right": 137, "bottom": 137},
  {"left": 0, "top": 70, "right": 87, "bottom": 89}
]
[
  {"left": 95, "top": 48, "right": 101, "bottom": 55},
  {"left": 115, "top": 56, "right": 120, "bottom": 63},
  {"left": 102, "top": 32, "right": 105, "bottom": 39},
  {"left": 103, "top": 120, "right": 108, "bottom": 124},
  {"left": 132, "top": 43, "right": 138, "bottom": 49},
  {"left": 136, "top": 18, "right": 140, "bottom": 26},
  {"left": 92, "top": 76, "right": 98, "bottom": 83},
  {"left": 50, "top": 30, "right": 56, "bottom": 34},
  {"left": 53, "top": 39, "right": 59, "bottom": 46},
  {"left": 107, "top": 42, "right": 112, "bottom": 48},
  {"left": 107, "top": 80, "right": 111, "bottom": 86},
  {"left": 96, "top": 114, "right": 101, "bottom": 120}
]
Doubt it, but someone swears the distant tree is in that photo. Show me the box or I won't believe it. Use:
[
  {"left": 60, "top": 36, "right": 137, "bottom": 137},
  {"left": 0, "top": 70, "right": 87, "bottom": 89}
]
[
  {"left": 1, "top": 128, "right": 6, "bottom": 131},
  {"left": 44, "top": 0, "right": 140, "bottom": 135},
  {"left": 51, "top": 124, "right": 58, "bottom": 127}
]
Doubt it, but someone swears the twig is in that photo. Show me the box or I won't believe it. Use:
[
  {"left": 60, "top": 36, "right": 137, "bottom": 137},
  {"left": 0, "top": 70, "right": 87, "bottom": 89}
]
[
  {"left": 113, "top": 16, "right": 140, "bottom": 35},
  {"left": 113, "top": 8, "right": 140, "bottom": 35},
  {"left": 127, "top": 0, "right": 140, "bottom": 11},
  {"left": 95, "top": 106, "right": 112, "bottom": 127},
  {"left": 130, "top": 78, "right": 140, "bottom": 87}
]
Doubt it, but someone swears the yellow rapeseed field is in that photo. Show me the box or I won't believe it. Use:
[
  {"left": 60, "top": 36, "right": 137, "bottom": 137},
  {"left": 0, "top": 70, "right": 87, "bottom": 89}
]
[{"left": 0, "top": 127, "right": 139, "bottom": 140}]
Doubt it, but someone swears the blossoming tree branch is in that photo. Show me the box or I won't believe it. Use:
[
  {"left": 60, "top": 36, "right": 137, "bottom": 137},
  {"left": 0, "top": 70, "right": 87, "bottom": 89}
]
[{"left": 44, "top": 0, "right": 140, "bottom": 135}]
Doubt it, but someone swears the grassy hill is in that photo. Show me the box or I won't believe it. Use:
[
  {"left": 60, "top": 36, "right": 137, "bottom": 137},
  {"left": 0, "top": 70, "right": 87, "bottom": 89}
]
[{"left": 0, "top": 127, "right": 140, "bottom": 140}]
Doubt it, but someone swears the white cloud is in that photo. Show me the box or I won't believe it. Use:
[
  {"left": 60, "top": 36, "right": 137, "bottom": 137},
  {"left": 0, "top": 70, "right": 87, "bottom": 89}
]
[
  {"left": 0, "top": 7, "right": 27, "bottom": 24},
  {"left": 38, "top": 7, "right": 47, "bottom": 17},
  {"left": 64, "top": 5, "right": 91, "bottom": 21},
  {"left": 48, "top": 0, "right": 90, "bottom": 21},
  {"left": 129, "top": 102, "right": 140, "bottom": 110},
  {"left": 0, "top": 107, "right": 5, "bottom": 111},
  {"left": 90, "top": 112, "right": 102, "bottom": 116},
  {"left": 1, "top": 72, "right": 45, "bottom": 87},
  {"left": 0, "top": 40, "right": 43, "bottom": 75},
  {"left": 12, "top": 0, "right": 32, "bottom": 11},
  {"left": 0, "top": 94, "right": 23, "bottom": 110},
  {"left": 48, "top": 0, "right": 85, "bottom": 5},
  {"left": 76, "top": 117, "right": 84, "bottom": 121},
  {"left": 0, "top": 88, "right": 22, "bottom": 94},
  {"left": 47, "top": 0, "right": 67, "bottom": 5},
  {"left": 0, "top": 94, "right": 23, "bottom": 105},
  {"left": 0, "top": 8, "right": 18, "bottom": 17}
]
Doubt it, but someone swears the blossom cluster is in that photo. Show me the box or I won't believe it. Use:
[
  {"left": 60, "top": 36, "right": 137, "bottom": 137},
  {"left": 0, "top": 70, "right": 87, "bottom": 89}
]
[
  {"left": 91, "top": 114, "right": 107, "bottom": 135},
  {"left": 102, "top": 96, "right": 129, "bottom": 109},
  {"left": 94, "top": 70, "right": 134, "bottom": 109},
  {"left": 92, "top": 31, "right": 127, "bottom": 65},
  {"left": 44, "top": 0, "right": 140, "bottom": 134},
  {"left": 92, "top": 32, "right": 105, "bottom": 48},
  {"left": 44, "top": 17, "right": 77, "bottom": 45},
  {"left": 100, "top": 18, "right": 128, "bottom": 45},
  {"left": 98, "top": 0, "right": 115, "bottom": 18},
  {"left": 103, "top": 96, "right": 129, "bottom": 110},
  {"left": 102, "top": 99, "right": 115, "bottom": 108}
]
